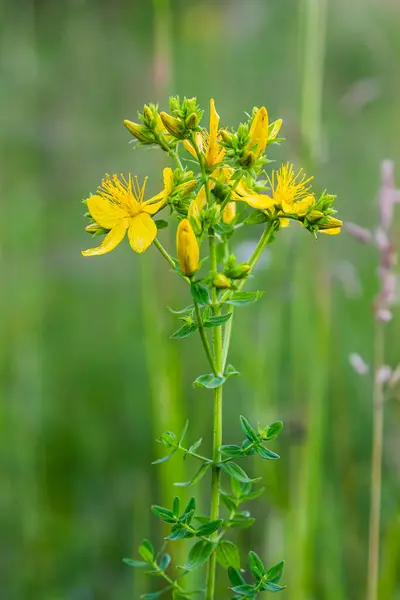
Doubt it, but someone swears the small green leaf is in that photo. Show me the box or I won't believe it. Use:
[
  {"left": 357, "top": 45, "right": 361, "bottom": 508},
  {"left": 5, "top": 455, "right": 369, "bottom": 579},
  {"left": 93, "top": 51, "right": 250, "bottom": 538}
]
[
  {"left": 219, "top": 445, "right": 244, "bottom": 458},
  {"left": 151, "top": 505, "right": 176, "bottom": 524},
  {"left": 193, "top": 374, "right": 226, "bottom": 389},
  {"left": 220, "top": 493, "right": 237, "bottom": 512},
  {"left": 224, "top": 364, "right": 240, "bottom": 378},
  {"left": 171, "top": 322, "right": 198, "bottom": 339},
  {"left": 178, "top": 421, "right": 189, "bottom": 445},
  {"left": 123, "top": 558, "right": 148, "bottom": 567},
  {"left": 214, "top": 222, "right": 235, "bottom": 237},
  {"left": 243, "top": 487, "right": 266, "bottom": 501},
  {"left": 228, "top": 566, "right": 246, "bottom": 586},
  {"left": 257, "top": 446, "right": 280, "bottom": 460},
  {"left": 165, "top": 526, "right": 192, "bottom": 541},
  {"left": 158, "top": 554, "right": 171, "bottom": 571},
  {"left": 203, "top": 313, "right": 232, "bottom": 328},
  {"left": 138, "top": 540, "right": 154, "bottom": 562},
  {"left": 196, "top": 519, "right": 223, "bottom": 536},
  {"left": 190, "top": 282, "right": 209, "bottom": 305},
  {"left": 264, "top": 421, "right": 283, "bottom": 440},
  {"left": 155, "top": 219, "right": 169, "bottom": 229},
  {"left": 266, "top": 560, "right": 285, "bottom": 583},
  {"left": 174, "top": 462, "right": 210, "bottom": 488},
  {"left": 172, "top": 497, "right": 180, "bottom": 518},
  {"left": 167, "top": 305, "right": 194, "bottom": 315},
  {"left": 240, "top": 416, "right": 258, "bottom": 442},
  {"left": 181, "top": 497, "right": 196, "bottom": 520},
  {"left": 220, "top": 462, "right": 258, "bottom": 484},
  {"left": 226, "top": 516, "right": 255, "bottom": 529},
  {"left": 261, "top": 581, "right": 286, "bottom": 592},
  {"left": 248, "top": 551, "right": 265, "bottom": 579},
  {"left": 182, "top": 540, "right": 215, "bottom": 571},
  {"left": 186, "top": 438, "right": 203, "bottom": 455},
  {"left": 225, "top": 291, "right": 264, "bottom": 307},
  {"left": 216, "top": 540, "right": 240, "bottom": 569},
  {"left": 230, "top": 584, "right": 257, "bottom": 597},
  {"left": 151, "top": 451, "right": 176, "bottom": 465},
  {"left": 244, "top": 210, "right": 269, "bottom": 225}
]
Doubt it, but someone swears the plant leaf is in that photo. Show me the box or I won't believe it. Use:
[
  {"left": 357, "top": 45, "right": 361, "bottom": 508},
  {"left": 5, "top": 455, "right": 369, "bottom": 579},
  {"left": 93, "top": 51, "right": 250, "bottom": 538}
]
[
  {"left": 193, "top": 374, "right": 226, "bottom": 389},
  {"left": 230, "top": 584, "right": 257, "bottom": 598},
  {"left": 171, "top": 322, "right": 198, "bottom": 339},
  {"left": 228, "top": 566, "right": 246, "bottom": 586},
  {"left": 151, "top": 505, "right": 176, "bottom": 524},
  {"left": 196, "top": 519, "right": 223, "bottom": 536},
  {"left": 204, "top": 313, "right": 232, "bottom": 327},
  {"left": 174, "top": 462, "right": 210, "bottom": 488},
  {"left": 219, "top": 445, "right": 244, "bottom": 458},
  {"left": 190, "top": 282, "right": 209, "bottom": 305},
  {"left": 138, "top": 540, "right": 154, "bottom": 562},
  {"left": 216, "top": 540, "right": 240, "bottom": 569},
  {"left": 257, "top": 446, "right": 280, "bottom": 460},
  {"left": 220, "top": 461, "right": 258, "bottom": 484},
  {"left": 248, "top": 551, "right": 265, "bottom": 579},
  {"left": 225, "top": 291, "right": 264, "bottom": 307},
  {"left": 182, "top": 540, "right": 215, "bottom": 571},
  {"left": 264, "top": 421, "right": 283, "bottom": 440},
  {"left": 240, "top": 416, "right": 258, "bottom": 442},
  {"left": 265, "top": 560, "right": 285, "bottom": 583},
  {"left": 123, "top": 558, "right": 148, "bottom": 567},
  {"left": 155, "top": 219, "right": 169, "bottom": 230}
]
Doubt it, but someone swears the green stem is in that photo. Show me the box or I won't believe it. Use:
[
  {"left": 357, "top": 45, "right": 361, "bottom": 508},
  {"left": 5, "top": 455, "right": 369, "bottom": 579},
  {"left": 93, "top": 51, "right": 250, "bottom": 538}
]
[
  {"left": 205, "top": 230, "right": 224, "bottom": 600},
  {"left": 193, "top": 299, "right": 218, "bottom": 376},
  {"left": 367, "top": 322, "right": 385, "bottom": 600}
]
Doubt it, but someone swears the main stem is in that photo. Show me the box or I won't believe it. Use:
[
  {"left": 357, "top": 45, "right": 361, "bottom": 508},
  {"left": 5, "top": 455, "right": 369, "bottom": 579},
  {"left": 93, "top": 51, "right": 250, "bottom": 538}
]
[
  {"left": 367, "top": 321, "right": 385, "bottom": 600},
  {"left": 205, "top": 230, "right": 224, "bottom": 600}
]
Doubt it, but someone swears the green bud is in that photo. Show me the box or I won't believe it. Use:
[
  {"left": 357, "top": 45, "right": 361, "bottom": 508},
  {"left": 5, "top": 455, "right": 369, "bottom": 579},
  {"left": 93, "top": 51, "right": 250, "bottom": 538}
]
[
  {"left": 213, "top": 273, "right": 231, "bottom": 289},
  {"left": 240, "top": 149, "right": 256, "bottom": 167},
  {"left": 227, "top": 263, "right": 251, "bottom": 279},
  {"left": 143, "top": 104, "right": 153, "bottom": 122},
  {"left": 124, "top": 119, "right": 154, "bottom": 143},
  {"left": 160, "top": 431, "right": 176, "bottom": 447},
  {"left": 220, "top": 129, "right": 233, "bottom": 145},
  {"left": 160, "top": 112, "right": 185, "bottom": 139},
  {"left": 185, "top": 112, "right": 199, "bottom": 130}
]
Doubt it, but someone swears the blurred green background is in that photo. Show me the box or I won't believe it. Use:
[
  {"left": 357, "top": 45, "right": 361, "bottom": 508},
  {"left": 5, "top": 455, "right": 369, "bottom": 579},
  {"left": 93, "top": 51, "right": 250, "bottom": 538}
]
[{"left": 2, "top": 0, "right": 400, "bottom": 598}]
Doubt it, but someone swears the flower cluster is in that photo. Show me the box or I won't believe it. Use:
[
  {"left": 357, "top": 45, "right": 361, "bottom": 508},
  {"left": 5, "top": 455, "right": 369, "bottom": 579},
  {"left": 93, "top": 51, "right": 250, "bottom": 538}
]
[
  {"left": 81, "top": 97, "right": 341, "bottom": 600},
  {"left": 82, "top": 97, "right": 341, "bottom": 265}
]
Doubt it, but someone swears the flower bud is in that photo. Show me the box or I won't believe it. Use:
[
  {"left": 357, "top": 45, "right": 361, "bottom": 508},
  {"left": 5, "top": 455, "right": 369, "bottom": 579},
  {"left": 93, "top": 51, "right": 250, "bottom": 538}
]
[
  {"left": 203, "top": 204, "right": 221, "bottom": 227},
  {"left": 188, "top": 199, "right": 202, "bottom": 235},
  {"left": 240, "top": 149, "right": 256, "bottom": 167},
  {"left": 220, "top": 129, "right": 233, "bottom": 145},
  {"left": 213, "top": 273, "right": 231, "bottom": 289},
  {"left": 223, "top": 202, "right": 237, "bottom": 224},
  {"left": 319, "top": 216, "right": 343, "bottom": 229},
  {"left": 176, "top": 218, "right": 199, "bottom": 276},
  {"left": 143, "top": 104, "right": 154, "bottom": 122},
  {"left": 85, "top": 223, "right": 109, "bottom": 236},
  {"left": 160, "top": 431, "right": 176, "bottom": 447},
  {"left": 174, "top": 179, "right": 198, "bottom": 197},
  {"left": 160, "top": 112, "right": 184, "bottom": 139},
  {"left": 227, "top": 263, "right": 250, "bottom": 279},
  {"left": 307, "top": 209, "right": 325, "bottom": 222},
  {"left": 124, "top": 120, "right": 154, "bottom": 143},
  {"left": 185, "top": 112, "right": 199, "bottom": 130}
]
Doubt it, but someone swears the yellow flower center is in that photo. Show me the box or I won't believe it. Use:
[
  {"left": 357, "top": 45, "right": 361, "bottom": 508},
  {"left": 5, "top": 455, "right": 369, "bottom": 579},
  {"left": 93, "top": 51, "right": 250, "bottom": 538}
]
[
  {"left": 98, "top": 174, "right": 147, "bottom": 217},
  {"left": 269, "top": 163, "right": 312, "bottom": 211}
]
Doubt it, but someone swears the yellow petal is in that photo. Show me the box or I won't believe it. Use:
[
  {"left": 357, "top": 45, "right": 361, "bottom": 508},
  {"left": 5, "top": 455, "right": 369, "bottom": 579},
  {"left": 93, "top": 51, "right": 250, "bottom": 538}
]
[
  {"left": 206, "top": 98, "right": 221, "bottom": 166},
  {"left": 320, "top": 227, "right": 341, "bottom": 235},
  {"left": 269, "top": 119, "right": 282, "bottom": 140},
  {"left": 183, "top": 139, "right": 198, "bottom": 159},
  {"left": 248, "top": 106, "right": 269, "bottom": 157},
  {"left": 223, "top": 202, "right": 236, "bottom": 224},
  {"left": 233, "top": 181, "right": 275, "bottom": 210},
  {"left": 128, "top": 212, "right": 157, "bottom": 253},
  {"left": 87, "top": 194, "right": 129, "bottom": 229},
  {"left": 279, "top": 217, "right": 290, "bottom": 227},
  {"left": 289, "top": 194, "right": 315, "bottom": 216},
  {"left": 82, "top": 219, "right": 128, "bottom": 256},
  {"left": 143, "top": 192, "right": 166, "bottom": 215},
  {"left": 176, "top": 218, "right": 199, "bottom": 276},
  {"left": 195, "top": 185, "right": 207, "bottom": 210},
  {"left": 163, "top": 167, "right": 174, "bottom": 195}
]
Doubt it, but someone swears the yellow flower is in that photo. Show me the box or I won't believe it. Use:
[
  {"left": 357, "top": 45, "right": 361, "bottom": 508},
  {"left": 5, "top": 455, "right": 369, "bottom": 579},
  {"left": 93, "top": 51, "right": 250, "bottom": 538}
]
[
  {"left": 269, "top": 119, "right": 283, "bottom": 142},
  {"left": 232, "top": 179, "right": 275, "bottom": 210},
  {"left": 319, "top": 227, "right": 341, "bottom": 235},
  {"left": 82, "top": 168, "right": 173, "bottom": 257},
  {"left": 268, "top": 163, "right": 313, "bottom": 215},
  {"left": 247, "top": 106, "right": 269, "bottom": 158},
  {"left": 176, "top": 218, "right": 199, "bottom": 276},
  {"left": 183, "top": 98, "right": 225, "bottom": 168},
  {"left": 223, "top": 202, "right": 237, "bottom": 224},
  {"left": 319, "top": 216, "right": 343, "bottom": 235}
]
